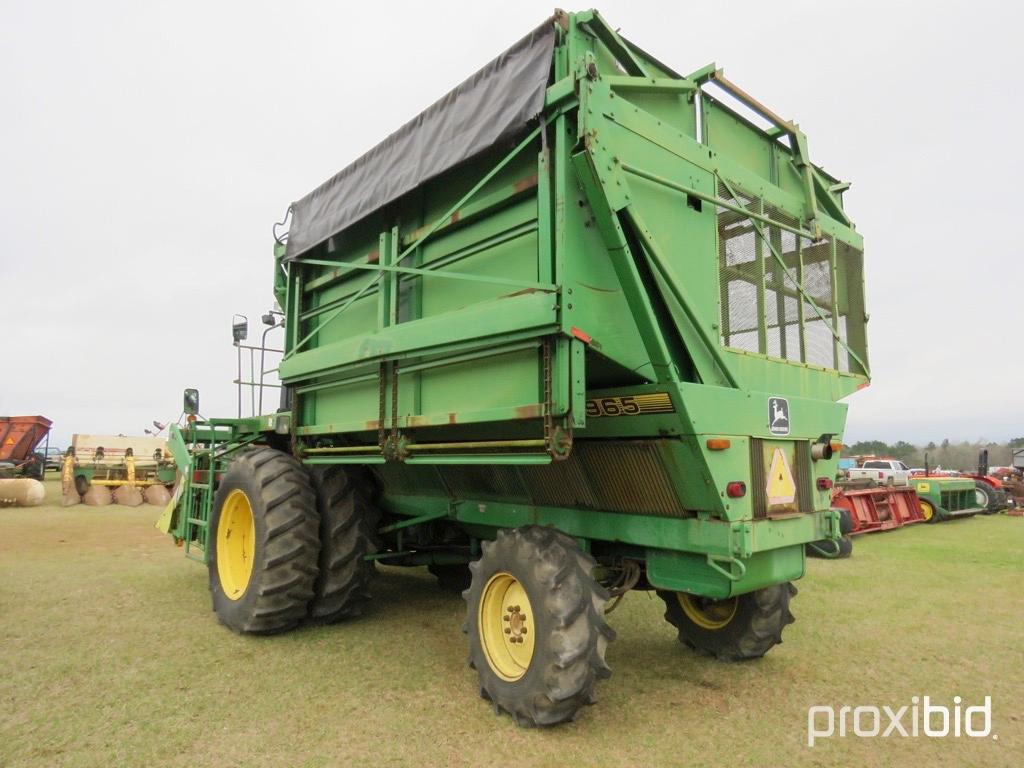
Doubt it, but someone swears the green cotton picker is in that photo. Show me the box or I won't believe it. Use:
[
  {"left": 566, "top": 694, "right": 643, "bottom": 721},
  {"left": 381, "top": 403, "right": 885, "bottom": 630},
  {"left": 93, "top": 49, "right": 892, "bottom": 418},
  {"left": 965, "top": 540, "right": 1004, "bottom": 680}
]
[{"left": 157, "top": 9, "right": 869, "bottom": 726}]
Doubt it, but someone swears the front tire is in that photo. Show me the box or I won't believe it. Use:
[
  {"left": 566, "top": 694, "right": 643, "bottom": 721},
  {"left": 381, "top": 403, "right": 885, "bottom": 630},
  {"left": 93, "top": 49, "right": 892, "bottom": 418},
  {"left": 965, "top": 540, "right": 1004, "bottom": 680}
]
[
  {"left": 465, "top": 527, "right": 615, "bottom": 726},
  {"left": 658, "top": 583, "right": 796, "bottom": 661},
  {"left": 920, "top": 497, "right": 939, "bottom": 524},
  {"left": 208, "top": 448, "right": 319, "bottom": 634}
]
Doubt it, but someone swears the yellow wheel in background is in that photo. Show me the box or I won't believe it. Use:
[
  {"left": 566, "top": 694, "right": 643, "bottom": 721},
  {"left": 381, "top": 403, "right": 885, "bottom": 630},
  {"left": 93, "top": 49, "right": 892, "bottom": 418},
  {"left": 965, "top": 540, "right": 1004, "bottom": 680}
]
[
  {"left": 478, "top": 572, "right": 535, "bottom": 682},
  {"left": 677, "top": 593, "right": 739, "bottom": 630},
  {"left": 216, "top": 489, "right": 256, "bottom": 600},
  {"left": 920, "top": 498, "right": 937, "bottom": 523},
  {"left": 659, "top": 583, "right": 796, "bottom": 660}
]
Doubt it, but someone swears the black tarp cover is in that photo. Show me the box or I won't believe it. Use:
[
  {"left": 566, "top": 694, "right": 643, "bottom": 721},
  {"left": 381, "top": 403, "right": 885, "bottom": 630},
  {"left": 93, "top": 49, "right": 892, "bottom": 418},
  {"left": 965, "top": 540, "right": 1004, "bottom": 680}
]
[{"left": 284, "top": 18, "right": 555, "bottom": 261}]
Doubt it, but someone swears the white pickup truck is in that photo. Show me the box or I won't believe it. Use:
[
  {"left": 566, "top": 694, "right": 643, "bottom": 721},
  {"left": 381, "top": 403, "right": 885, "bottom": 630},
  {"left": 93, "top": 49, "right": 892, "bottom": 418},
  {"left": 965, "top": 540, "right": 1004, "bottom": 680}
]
[{"left": 846, "top": 459, "right": 912, "bottom": 486}]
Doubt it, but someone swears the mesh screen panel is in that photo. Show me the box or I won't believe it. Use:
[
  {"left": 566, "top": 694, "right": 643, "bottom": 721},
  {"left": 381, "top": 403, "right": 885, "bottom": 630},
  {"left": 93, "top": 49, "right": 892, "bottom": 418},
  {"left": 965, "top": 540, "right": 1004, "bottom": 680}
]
[{"left": 716, "top": 178, "right": 863, "bottom": 373}]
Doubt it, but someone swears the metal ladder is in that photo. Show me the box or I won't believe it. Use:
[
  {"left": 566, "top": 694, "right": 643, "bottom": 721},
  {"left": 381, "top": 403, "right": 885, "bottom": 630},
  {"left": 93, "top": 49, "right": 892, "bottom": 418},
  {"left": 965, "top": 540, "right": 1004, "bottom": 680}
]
[{"left": 181, "top": 450, "right": 224, "bottom": 562}]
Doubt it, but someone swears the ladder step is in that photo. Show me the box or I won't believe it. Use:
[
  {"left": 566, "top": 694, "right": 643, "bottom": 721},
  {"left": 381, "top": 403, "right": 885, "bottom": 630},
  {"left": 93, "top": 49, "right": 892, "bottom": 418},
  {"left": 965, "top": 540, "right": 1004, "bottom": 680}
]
[
  {"left": 187, "top": 517, "right": 209, "bottom": 526},
  {"left": 191, "top": 483, "right": 211, "bottom": 489}
]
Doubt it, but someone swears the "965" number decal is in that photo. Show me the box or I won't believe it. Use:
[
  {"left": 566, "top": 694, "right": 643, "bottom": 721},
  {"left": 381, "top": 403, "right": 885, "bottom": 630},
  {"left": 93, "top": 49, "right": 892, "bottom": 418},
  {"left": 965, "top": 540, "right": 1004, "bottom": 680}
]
[{"left": 585, "top": 393, "right": 675, "bottom": 417}]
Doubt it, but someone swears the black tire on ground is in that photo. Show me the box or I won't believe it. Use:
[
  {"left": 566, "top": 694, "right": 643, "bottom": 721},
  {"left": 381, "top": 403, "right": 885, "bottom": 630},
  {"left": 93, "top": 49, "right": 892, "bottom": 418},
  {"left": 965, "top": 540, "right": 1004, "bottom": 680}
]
[
  {"left": 920, "top": 497, "right": 940, "bottom": 524},
  {"left": 993, "top": 488, "right": 1009, "bottom": 512},
  {"left": 835, "top": 535, "right": 854, "bottom": 558},
  {"left": 208, "top": 447, "right": 319, "bottom": 634},
  {"left": 306, "top": 466, "right": 380, "bottom": 623},
  {"left": 464, "top": 526, "right": 615, "bottom": 727},
  {"left": 658, "top": 582, "right": 797, "bottom": 661},
  {"left": 429, "top": 563, "right": 473, "bottom": 594},
  {"left": 24, "top": 452, "right": 45, "bottom": 480},
  {"left": 973, "top": 481, "right": 999, "bottom": 514},
  {"left": 837, "top": 508, "right": 855, "bottom": 535}
]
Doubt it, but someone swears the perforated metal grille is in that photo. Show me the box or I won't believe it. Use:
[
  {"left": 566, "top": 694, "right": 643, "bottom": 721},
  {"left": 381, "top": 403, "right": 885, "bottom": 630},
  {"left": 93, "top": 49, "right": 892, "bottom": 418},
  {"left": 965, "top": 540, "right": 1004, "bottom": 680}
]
[
  {"left": 716, "top": 179, "right": 865, "bottom": 373},
  {"left": 375, "top": 440, "right": 690, "bottom": 518},
  {"left": 750, "top": 438, "right": 768, "bottom": 519}
]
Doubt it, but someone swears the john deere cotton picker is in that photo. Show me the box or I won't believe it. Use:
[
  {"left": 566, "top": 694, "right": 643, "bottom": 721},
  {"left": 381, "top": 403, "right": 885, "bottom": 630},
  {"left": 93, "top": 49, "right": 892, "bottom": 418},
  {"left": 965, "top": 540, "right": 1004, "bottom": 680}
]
[{"left": 160, "top": 9, "right": 870, "bottom": 726}]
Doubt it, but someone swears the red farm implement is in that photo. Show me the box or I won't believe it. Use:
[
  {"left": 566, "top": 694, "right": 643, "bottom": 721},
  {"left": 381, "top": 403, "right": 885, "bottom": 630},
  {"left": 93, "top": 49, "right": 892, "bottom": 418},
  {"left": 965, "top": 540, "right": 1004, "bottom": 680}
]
[
  {"left": 0, "top": 416, "right": 52, "bottom": 480},
  {"left": 831, "top": 484, "right": 925, "bottom": 535}
]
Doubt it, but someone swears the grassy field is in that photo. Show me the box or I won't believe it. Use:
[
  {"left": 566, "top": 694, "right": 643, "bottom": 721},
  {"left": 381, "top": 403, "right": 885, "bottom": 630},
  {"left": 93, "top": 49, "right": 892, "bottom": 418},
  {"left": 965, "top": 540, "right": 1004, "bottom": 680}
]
[{"left": 1, "top": 479, "right": 1021, "bottom": 767}]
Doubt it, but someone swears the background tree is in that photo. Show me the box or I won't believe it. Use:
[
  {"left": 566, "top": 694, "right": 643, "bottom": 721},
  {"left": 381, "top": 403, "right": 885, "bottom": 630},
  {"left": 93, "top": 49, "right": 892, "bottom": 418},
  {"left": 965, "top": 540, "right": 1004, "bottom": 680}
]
[{"left": 843, "top": 439, "right": 1019, "bottom": 471}]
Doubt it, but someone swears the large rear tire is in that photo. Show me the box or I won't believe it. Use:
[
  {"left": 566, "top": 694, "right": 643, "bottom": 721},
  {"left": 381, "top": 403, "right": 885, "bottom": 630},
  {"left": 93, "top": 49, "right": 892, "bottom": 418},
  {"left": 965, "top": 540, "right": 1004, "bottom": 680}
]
[
  {"left": 974, "top": 481, "right": 1000, "bottom": 514},
  {"left": 307, "top": 466, "right": 380, "bottom": 623},
  {"left": 208, "top": 447, "right": 319, "bottom": 634},
  {"left": 658, "top": 583, "right": 796, "bottom": 661},
  {"left": 464, "top": 527, "right": 615, "bottom": 726}
]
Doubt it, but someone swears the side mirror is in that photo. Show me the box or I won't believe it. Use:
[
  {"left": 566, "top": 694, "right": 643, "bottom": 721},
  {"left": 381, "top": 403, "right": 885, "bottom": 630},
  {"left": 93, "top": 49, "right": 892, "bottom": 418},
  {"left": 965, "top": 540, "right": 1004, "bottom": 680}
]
[
  {"left": 183, "top": 388, "right": 200, "bottom": 415},
  {"left": 232, "top": 314, "right": 248, "bottom": 344}
]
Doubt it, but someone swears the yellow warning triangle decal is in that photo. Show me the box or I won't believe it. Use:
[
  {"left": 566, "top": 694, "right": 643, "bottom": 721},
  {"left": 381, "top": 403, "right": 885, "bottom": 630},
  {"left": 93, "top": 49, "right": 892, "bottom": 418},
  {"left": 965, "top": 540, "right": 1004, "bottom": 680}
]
[{"left": 766, "top": 448, "right": 796, "bottom": 506}]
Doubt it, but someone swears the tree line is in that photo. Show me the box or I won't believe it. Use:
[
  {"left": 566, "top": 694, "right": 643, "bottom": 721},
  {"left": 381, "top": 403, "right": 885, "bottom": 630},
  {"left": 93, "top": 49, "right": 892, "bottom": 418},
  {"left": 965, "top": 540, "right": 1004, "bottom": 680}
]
[{"left": 844, "top": 438, "right": 1024, "bottom": 471}]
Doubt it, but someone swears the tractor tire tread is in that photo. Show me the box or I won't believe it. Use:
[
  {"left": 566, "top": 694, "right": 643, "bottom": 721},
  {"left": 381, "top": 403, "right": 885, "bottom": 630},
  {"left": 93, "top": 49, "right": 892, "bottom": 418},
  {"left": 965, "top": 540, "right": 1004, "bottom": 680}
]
[
  {"left": 306, "top": 466, "right": 380, "bottom": 623},
  {"left": 658, "top": 582, "right": 797, "bottom": 661},
  {"left": 209, "top": 447, "right": 319, "bottom": 635},
  {"left": 464, "top": 526, "right": 615, "bottom": 727}
]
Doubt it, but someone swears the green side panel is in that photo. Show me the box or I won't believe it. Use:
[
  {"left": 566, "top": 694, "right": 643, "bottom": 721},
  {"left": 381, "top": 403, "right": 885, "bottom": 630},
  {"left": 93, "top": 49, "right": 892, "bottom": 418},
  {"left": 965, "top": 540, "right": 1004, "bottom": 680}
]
[
  {"left": 284, "top": 141, "right": 555, "bottom": 432},
  {"left": 559, "top": 157, "right": 651, "bottom": 383},
  {"left": 703, "top": 97, "right": 776, "bottom": 182},
  {"left": 646, "top": 544, "right": 805, "bottom": 599},
  {"left": 419, "top": 348, "right": 538, "bottom": 419},
  {"left": 306, "top": 379, "right": 379, "bottom": 434}
]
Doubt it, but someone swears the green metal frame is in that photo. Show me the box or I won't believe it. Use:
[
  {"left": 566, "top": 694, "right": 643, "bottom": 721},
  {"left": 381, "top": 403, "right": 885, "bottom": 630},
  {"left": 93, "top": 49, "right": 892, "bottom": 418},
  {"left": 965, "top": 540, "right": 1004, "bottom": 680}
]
[{"left": 166, "top": 11, "right": 870, "bottom": 599}]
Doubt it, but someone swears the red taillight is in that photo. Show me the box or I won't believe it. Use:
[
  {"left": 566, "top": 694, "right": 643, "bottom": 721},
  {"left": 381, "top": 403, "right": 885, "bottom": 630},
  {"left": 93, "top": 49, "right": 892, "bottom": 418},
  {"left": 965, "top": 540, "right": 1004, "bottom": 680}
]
[
  {"left": 817, "top": 477, "right": 833, "bottom": 491},
  {"left": 570, "top": 326, "right": 592, "bottom": 344},
  {"left": 726, "top": 481, "right": 747, "bottom": 498},
  {"left": 878, "top": 471, "right": 884, "bottom": 479}
]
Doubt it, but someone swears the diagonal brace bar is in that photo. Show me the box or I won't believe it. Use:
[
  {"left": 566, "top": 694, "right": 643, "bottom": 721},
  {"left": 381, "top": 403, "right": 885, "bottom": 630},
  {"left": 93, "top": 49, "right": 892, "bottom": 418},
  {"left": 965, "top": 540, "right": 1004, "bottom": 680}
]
[{"left": 285, "top": 118, "right": 551, "bottom": 359}]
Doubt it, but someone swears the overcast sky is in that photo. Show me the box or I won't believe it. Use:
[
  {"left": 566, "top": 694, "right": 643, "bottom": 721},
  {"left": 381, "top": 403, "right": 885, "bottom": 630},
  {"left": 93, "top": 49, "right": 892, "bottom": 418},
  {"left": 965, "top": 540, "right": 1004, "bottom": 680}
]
[{"left": 2, "top": 0, "right": 1021, "bottom": 448}]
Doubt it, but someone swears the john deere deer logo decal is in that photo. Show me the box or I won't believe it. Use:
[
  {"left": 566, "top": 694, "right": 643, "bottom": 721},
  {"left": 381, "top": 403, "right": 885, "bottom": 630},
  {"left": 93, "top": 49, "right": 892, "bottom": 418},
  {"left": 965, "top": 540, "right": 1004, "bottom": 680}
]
[{"left": 768, "top": 397, "right": 790, "bottom": 436}]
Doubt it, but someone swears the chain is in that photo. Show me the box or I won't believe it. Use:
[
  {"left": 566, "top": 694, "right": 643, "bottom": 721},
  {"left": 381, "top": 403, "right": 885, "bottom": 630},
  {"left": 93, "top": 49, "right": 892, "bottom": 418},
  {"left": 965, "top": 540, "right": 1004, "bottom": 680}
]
[
  {"left": 390, "top": 361, "right": 400, "bottom": 451},
  {"left": 378, "top": 361, "right": 386, "bottom": 451},
  {"left": 542, "top": 338, "right": 553, "bottom": 455}
]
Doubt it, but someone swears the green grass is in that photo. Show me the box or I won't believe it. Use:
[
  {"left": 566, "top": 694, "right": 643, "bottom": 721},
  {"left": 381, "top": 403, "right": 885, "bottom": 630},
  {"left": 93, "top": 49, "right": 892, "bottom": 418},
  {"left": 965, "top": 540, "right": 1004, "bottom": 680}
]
[{"left": 1, "top": 479, "right": 1022, "bottom": 767}]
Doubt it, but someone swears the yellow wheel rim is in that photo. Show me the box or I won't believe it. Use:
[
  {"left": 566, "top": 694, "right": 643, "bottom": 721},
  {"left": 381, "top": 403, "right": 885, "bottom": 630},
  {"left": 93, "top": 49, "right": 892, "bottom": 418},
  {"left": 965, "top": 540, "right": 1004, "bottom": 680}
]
[
  {"left": 478, "top": 572, "right": 535, "bottom": 682},
  {"left": 920, "top": 501, "right": 934, "bottom": 521},
  {"left": 217, "top": 489, "right": 256, "bottom": 600},
  {"left": 677, "top": 593, "right": 739, "bottom": 631}
]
